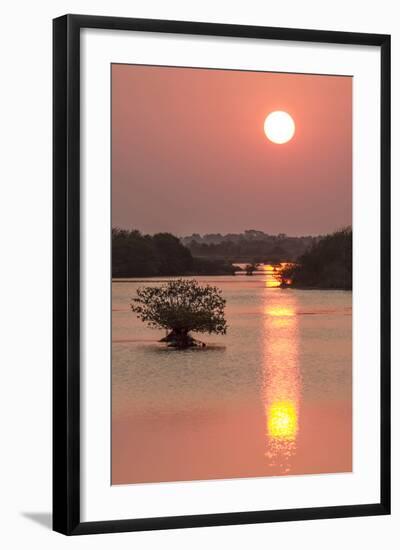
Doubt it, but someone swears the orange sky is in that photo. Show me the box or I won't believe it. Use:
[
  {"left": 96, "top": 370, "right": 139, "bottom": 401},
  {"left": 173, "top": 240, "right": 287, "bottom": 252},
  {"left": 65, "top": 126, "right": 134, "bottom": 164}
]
[{"left": 112, "top": 64, "right": 352, "bottom": 236}]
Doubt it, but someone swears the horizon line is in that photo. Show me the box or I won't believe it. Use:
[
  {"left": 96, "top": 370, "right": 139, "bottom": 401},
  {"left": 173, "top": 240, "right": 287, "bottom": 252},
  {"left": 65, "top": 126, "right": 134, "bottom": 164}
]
[{"left": 112, "top": 226, "right": 352, "bottom": 239}]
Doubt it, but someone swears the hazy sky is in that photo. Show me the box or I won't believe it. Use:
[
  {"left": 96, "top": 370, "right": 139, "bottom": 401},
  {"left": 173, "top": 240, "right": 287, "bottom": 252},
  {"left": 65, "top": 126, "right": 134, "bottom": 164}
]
[{"left": 112, "top": 64, "right": 352, "bottom": 236}]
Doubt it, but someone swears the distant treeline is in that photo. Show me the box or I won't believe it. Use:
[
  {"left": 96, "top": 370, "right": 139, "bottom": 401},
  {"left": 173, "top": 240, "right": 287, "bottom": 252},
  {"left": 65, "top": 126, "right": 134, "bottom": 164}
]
[
  {"left": 280, "top": 227, "right": 352, "bottom": 290},
  {"left": 112, "top": 227, "right": 352, "bottom": 287},
  {"left": 182, "top": 230, "right": 317, "bottom": 263},
  {"left": 112, "top": 228, "right": 235, "bottom": 277}
]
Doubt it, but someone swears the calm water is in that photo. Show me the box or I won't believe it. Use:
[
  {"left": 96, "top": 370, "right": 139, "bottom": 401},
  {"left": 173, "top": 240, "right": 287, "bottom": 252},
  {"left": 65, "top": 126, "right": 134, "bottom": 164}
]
[{"left": 112, "top": 268, "right": 352, "bottom": 485}]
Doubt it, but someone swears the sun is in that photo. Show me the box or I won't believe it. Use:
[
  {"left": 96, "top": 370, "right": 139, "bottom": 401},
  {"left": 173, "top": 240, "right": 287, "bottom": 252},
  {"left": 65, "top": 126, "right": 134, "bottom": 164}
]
[{"left": 264, "top": 111, "right": 295, "bottom": 144}]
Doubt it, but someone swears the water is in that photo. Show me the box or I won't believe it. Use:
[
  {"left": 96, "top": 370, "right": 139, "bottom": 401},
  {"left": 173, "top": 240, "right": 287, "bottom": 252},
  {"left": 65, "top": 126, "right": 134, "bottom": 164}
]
[{"left": 112, "top": 268, "right": 352, "bottom": 485}]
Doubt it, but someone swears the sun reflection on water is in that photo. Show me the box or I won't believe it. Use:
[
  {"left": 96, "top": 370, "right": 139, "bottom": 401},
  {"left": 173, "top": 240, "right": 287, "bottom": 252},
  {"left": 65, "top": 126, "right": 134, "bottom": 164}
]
[
  {"left": 262, "top": 294, "right": 301, "bottom": 474},
  {"left": 261, "top": 264, "right": 281, "bottom": 288},
  {"left": 267, "top": 401, "right": 298, "bottom": 440},
  {"left": 266, "top": 306, "right": 295, "bottom": 317}
]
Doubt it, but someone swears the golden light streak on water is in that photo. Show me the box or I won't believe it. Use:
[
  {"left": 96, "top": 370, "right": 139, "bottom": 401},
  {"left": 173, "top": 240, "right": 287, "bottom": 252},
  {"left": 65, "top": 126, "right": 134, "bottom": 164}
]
[
  {"left": 266, "top": 306, "right": 295, "bottom": 317},
  {"left": 261, "top": 264, "right": 281, "bottom": 288},
  {"left": 262, "top": 295, "right": 301, "bottom": 473}
]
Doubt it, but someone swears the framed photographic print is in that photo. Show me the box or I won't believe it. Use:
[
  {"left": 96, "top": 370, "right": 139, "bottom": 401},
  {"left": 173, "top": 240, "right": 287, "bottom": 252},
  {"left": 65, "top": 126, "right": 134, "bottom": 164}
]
[{"left": 53, "top": 14, "right": 391, "bottom": 535}]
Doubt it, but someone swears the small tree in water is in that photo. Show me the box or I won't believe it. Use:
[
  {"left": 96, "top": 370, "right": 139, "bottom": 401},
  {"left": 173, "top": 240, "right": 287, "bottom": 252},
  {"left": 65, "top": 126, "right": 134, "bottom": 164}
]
[
  {"left": 131, "top": 279, "right": 227, "bottom": 349},
  {"left": 245, "top": 263, "right": 258, "bottom": 276}
]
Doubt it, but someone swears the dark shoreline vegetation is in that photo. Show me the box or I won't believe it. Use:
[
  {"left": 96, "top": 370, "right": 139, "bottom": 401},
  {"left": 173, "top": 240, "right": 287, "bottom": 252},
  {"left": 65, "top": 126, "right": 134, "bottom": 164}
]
[
  {"left": 279, "top": 227, "right": 352, "bottom": 290},
  {"left": 112, "top": 228, "right": 236, "bottom": 277},
  {"left": 112, "top": 226, "right": 352, "bottom": 290}
]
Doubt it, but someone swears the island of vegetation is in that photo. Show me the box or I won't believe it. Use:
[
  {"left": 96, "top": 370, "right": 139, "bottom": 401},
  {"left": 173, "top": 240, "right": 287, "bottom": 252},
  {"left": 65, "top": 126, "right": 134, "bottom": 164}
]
[
  {"left": 279, "top": 227, "right": 352, "bottom": 290},
  {"left": 131, "top": 279, "right": 227, "bottom": 349}
]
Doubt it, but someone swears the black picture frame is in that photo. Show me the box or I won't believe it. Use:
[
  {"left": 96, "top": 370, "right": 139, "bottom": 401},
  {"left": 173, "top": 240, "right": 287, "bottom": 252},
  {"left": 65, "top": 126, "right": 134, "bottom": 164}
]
[{"left": 53, "top": 14, "right": 391, "bottom": 535}]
